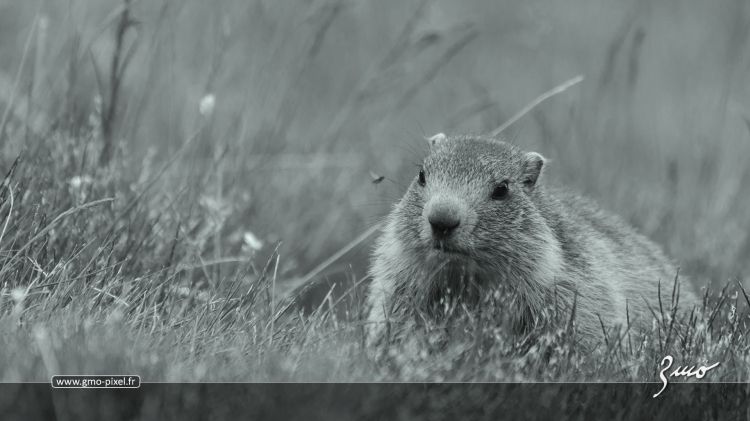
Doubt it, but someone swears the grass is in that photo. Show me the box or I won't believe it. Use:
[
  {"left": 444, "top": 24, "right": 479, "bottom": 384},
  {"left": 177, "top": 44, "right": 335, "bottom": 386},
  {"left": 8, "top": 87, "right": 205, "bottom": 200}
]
[{"left": 0, "top": 0, "right": 749, "bottom": 391}]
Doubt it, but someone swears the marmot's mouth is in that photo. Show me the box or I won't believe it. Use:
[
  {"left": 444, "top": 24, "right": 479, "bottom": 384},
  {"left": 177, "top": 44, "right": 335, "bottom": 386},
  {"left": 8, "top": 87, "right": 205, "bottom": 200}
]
[{"left": 431, "top": 240, "right": 468, "bottom": 256}]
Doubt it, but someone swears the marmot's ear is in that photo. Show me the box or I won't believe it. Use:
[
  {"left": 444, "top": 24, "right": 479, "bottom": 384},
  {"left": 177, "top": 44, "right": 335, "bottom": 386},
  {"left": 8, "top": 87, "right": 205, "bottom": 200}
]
[
  {"left": 522, "top": 151, "right": 546, "bottom": 190},
  {"left": 425, "top": 132, "right": 447, "bottom": 147}
]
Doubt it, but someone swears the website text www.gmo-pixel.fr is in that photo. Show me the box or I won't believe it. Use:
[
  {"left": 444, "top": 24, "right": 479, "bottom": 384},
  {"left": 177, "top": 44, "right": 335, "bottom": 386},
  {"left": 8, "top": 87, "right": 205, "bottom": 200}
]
[{"left": 51, "top": 375, "right": 140, "bottom": 389}]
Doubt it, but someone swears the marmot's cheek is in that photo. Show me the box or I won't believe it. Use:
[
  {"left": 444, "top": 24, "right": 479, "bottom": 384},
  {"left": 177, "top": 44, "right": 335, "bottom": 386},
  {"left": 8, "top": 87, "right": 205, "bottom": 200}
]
[{"left": 417, "top": 217, "right": 435, "bottom": 245}]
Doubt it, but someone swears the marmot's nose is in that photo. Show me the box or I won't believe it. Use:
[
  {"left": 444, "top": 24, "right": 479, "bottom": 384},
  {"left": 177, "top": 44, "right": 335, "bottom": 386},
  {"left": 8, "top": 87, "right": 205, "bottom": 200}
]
[{"left": 428, "top": 210, "right": 460, "bottom": 238}]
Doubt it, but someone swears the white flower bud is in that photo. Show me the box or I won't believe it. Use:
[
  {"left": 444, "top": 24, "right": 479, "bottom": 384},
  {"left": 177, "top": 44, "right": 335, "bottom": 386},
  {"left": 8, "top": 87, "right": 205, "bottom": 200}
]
[
  {"left": 199, "top": 94, "right": 216, "bottom": 117},
  {"left": 243, "top": 231, "right": 263, "bottom": 251}
]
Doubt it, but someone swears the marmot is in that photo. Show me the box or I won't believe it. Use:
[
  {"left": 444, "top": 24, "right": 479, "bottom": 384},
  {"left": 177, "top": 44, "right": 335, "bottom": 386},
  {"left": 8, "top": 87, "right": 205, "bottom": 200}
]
[{"left": 365, "top": 133, "right": 698, "bottom": 348}]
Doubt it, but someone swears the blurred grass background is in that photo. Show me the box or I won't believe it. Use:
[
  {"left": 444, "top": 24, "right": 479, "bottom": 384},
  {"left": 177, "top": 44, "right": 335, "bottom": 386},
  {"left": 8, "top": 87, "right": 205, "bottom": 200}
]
[{"left": 0, "top": 0, "right": 749, "bottom": 384}]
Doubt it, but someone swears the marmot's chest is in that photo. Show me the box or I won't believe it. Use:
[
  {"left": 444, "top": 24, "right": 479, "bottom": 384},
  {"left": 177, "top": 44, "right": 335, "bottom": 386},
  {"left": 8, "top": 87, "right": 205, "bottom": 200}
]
[{"left": 401, "top": 254, "right": 495, "bottom": 313}]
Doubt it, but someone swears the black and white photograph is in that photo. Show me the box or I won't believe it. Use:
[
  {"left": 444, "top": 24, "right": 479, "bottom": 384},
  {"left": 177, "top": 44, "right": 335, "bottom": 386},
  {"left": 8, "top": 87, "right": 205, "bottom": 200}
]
[{"left": 0, "top": 0, "right": 749, "bottom": 419}]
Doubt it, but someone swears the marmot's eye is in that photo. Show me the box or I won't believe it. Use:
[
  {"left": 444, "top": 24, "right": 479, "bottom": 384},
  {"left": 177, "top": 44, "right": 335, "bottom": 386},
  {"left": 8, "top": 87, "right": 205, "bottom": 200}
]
[
  {"left": 418, "top": 169, "right": 426, "bottom": 186},
  {"left": 491, "top": 182, "right": 509, "bottom": 200}
]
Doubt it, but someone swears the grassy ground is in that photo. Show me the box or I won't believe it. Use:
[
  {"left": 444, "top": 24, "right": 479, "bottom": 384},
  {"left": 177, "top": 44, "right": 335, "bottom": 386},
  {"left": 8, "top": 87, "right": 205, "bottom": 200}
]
[{"left": 0, "top": 0, "right": 749, "bottom": 387}]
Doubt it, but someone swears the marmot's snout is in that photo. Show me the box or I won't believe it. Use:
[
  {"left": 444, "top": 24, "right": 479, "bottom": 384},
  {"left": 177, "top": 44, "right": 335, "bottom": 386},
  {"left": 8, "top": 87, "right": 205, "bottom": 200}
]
[
  {"left": 422, "top": 195, "right": 475, "bottom": 252},
  {"left": 427, "top": 204, "right": 461, "bottom": 238}
]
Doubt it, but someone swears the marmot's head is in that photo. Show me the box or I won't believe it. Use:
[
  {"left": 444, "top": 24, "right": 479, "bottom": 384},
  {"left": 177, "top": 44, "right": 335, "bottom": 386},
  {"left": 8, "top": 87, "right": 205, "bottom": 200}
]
[{"left": 393, "top": 134, "right": 553, "bottom": 289}]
